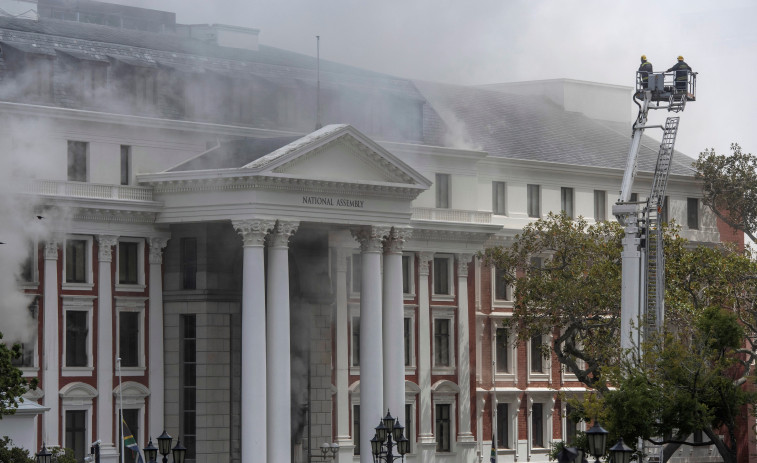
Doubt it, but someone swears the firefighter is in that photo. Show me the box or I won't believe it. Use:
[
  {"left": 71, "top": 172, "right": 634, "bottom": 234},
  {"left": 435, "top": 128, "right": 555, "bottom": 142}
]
[
  {"left": 667, "top": 56, "right": 692, "bottom": 93},
  {"left": 638, "top": 55, "right": 653, "bottom": 89}
]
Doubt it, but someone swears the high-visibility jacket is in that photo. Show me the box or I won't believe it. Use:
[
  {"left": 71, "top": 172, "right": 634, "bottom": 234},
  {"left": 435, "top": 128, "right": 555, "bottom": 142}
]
[
  {"left": 638, "top": 60, "right": 653, "bottom": 82},
  {"left": 667, "top": 61, "right": 692, "bottom": 82}
]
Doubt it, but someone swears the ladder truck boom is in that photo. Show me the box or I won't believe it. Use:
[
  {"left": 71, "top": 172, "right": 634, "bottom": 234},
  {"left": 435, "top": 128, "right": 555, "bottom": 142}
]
[{"left": 612, "top": 69, "right": 697, "bottom": 353}]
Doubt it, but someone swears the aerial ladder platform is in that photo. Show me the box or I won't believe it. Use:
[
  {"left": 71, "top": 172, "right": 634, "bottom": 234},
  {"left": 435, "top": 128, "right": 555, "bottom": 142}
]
[{"left": 612, "top": 69, "right": 697, "bottom": 353}]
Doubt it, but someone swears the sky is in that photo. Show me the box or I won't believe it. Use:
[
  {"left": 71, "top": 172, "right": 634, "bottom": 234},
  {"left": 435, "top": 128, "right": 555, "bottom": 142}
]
[{"left": 92, "top": 0, "right": 757, "bottom": 161}]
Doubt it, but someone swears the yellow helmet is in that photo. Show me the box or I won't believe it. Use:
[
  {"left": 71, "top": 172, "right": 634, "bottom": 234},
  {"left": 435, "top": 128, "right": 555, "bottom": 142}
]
[
  {"left": 677, "top": 55, "right": 684, "bottom": 60},
  {"left": 641, "top": 54, "right": 647, "bottom": 60}
]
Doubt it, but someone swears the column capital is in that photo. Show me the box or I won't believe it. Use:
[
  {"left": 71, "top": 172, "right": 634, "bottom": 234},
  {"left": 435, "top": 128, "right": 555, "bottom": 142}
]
[
  {"left": 351, "top": 226, "right": 390, "bottom": 253},
  {"left": 456, "top": 253, "right": 473, "bottom": 277},
  {"left": 233, "top": 219, "right": 276, "bottom": 247},
  {"left": 97, "top": 235, "right": 119, "bottom": 262},
  {"left": 148, "top": 237, "right": 169, "bottom": 264},
  {"left": 269, "top": 220, "right": 299, "bottom": 248},
  {"left": 418, "top": 252, "right": 434, "bottom": 276},
  {"left": 44, "top": 240, "right": 59, "bottom": 260},
  {"left": 383, "top": 227, "right": 412, "bottom": 255}
]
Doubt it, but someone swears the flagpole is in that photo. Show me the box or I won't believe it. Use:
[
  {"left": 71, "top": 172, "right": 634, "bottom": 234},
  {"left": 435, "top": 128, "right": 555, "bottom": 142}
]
[{"left": 118, "top": 357, "right": 124, "bottom": 463}]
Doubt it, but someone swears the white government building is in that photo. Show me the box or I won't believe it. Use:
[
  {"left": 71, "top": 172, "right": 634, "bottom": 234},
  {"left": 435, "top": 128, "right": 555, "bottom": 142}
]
[{"left": 0, "top": 1, "right": 728, "bottom": 463}]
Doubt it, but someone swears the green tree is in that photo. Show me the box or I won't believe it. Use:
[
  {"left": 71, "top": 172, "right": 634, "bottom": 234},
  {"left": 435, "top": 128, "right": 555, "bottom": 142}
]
[
  {"left": 480, "top": 213, "right": 757, "bottom": 462},
  {"left": 0, "top": 436, "right": 35, "bottom": 463},
  {"left": 695, "top": 143, "right": 757, "bottom": 242}
]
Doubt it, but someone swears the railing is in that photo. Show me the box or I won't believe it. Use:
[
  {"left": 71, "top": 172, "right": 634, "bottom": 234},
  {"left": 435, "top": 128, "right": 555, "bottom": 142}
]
[
  {"left": 412, "top": 207, "right": 492, "bottom": 224},
  {"left": 635, "top": 70, "right": 697, "bottom": 100},
  {"left": 27, "top": 180, "right": 154, "bottom": 202}
]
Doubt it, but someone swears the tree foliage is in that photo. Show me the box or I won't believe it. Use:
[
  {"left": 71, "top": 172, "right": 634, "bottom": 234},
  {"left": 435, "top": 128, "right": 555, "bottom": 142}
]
[
  {"left": 695, "top": 143, "right": 757, "bottom": 242},
  {"left": 480, "top": 212, "right": 757, "bottom": 462},
  {"left": 0, "top": 436, "right": 35, "bottom": 463},
  {"left": 0, "top": 332, "right": 36, "bottom": 418}
]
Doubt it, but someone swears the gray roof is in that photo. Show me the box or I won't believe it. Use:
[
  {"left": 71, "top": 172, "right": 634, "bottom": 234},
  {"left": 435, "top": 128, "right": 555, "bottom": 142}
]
[
  {"left": 169, "top": 136, "right": 301, "bottom": 172},
  {"left": 415, "top": 81, "right": 696, "bottom": 176}
]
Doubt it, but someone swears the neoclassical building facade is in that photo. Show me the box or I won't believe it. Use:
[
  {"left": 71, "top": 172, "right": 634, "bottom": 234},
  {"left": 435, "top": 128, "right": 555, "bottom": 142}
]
[{"left": 0, "top": 1, "right": 743, "bottom": 463}]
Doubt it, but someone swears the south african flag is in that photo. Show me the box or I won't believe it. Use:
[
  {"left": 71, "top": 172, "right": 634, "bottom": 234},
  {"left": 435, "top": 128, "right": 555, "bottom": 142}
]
[{"left": 122, "top": 419, "right": 145, "bottom": 463}]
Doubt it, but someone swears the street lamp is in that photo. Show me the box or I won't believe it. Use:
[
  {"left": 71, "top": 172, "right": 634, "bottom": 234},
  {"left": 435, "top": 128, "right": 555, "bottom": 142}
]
[
  {"left": 35, "top": 443, "right": 52, "bottom": 463},
  {"left": 585, "top": 421, "right": 609, "bottom": 463},
  {"left": 316, "top": 442, "right": 339, "bottom": 460},
  {"left": 155, "top": 430, "right": 186, "bottom": 463},
  {"left": 608, "top": 438, "right": 634, "bottom": 463},
  {"left": 143, "top": 438, "right": 158, "bottom": 463},
  {"left": 371, "top": 410, "right": 409, "bottom": 462}
]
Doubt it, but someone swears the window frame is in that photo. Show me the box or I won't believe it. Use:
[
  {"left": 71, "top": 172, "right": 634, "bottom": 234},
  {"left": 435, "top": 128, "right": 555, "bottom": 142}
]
[
  {"left": 594, "top": 190, "right": 606, "bottom": 222},
  {"left": 527, "top": 333, "right": 550, "bottom": 382},
  {"left": 431, "top": 254, "right": 455, "bottom": 300},
  {"left": 491, "top": 267, "right": 513, "bottom": 307},
  {"left": 60, "top": 382, "right": 97, "bottom": 463},
  {"left": 687, "top": 197, "right": 699, "bottom": 230},
  {"left": 527, "top": 394, "right": 555, "bottom": 456},
  {"left": 403, "top": 307, "right": 417, "bottom": 372},
  {"left": 527, "top": 184, "right": 541, "bottom": 218},
  {"left": 180, "top": 237, "right": 198, "bottom": 290},
  {"left": 62, "top": 296, "right": 95, "bottom": 375},
  {"left": 64, "top": 409, "right": 89, "bottom": 462},
  {"left": 18, "top": 239, "right": 39, "bottom": 288},
  {"left": 561, "top": 187, "right": 574, "bottom": 218},
  {"left": 493, "top": 394, "right": 520, "bottom": 455},
  {"left": 121, "top": 145, "right": 132, "bottom": 186},
  {"left": 492, "top": 181, "right": 507, "bottom": 216},
  {"left": 435, "top": 173, "right": 450, "bottom": 209},
  {"left": 350, "top": 306, "right": 361, "bottom": 374},
  {"left": 67, "top": 140, "right": 89, "bottom": 182},
  {"left": 62, "top": 235, "right": 94, "bottom": 290},
  {"left": 402, "top": 252, "right": 416, "bottom": 298},
  {"left": 116, "top": 297, "right": 147, "bottom": 374},
  {"left": 116, "top": 238, "right": 146, "bottom": 291},
  {"left": 491, "top": 314, "right": 517, "bottom": 383},
  {"left": 349, "top": 252, "right": 362, "bottom": 297},
  {"left": 431, "top": 385, "right": 458, "bottom": 454},
  {"left": 431, "top": 308, "right": 456, "bottom": 374}
]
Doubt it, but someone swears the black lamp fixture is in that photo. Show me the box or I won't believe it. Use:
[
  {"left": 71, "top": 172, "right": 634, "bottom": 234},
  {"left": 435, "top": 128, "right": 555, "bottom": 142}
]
[
  {"left": 143, "top": 438, "right": 158, "bottom": 463},
  {"left": 318, "top": 442, "right": 339, "bottom": 460},
  {"left": 371, "top": 410, "right": 409, "bottom": 462},
  {"left": 154, "top": 430, "right": 186, "bottom": 463},
  {"left": 35, "top": 442, "right": 52, "bottom": 463},
  {"left": 172, "top": 439, "right": 187, "bottom": 463},
  {"left": 609, "top": 437, "right": 634, "bottom": 463},
  {"left": 585, "top": 421, "right": 609, "bottom": 463}
]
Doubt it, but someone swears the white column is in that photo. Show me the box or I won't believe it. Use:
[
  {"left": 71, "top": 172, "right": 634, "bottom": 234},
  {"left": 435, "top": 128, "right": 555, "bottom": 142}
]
[
  {"left": 96, "top": 235, "right": 119, "bottom": 462},
  {"left": 352, "top": 226, "right": 387, "bottom": 463},
  {"left": 233, "top": 219, "right": 274, "bottom": 463},
  {"left": 42, "top": 240, "right": 59, "bottom": 447},
  {"left": 147, "top": 237, "right": 168, "bottom": 441},
  {"left": 267, "top": 220, "right": 298, "bottom": 463},
  {"left": 456, "top": 254, "right": 476, "bottom": 460},
  {"left": 333, "top": 247, "right": 354, "bottom": 463},
  {"left": 416, "top": 252, "right": 435, "bottom": 460},
  {"left": 382, "top": 227, "right": 410, "bottom": 421}
]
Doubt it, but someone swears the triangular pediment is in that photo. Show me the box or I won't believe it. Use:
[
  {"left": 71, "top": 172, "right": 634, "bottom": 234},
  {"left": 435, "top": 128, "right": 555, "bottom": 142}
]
[{"left": 243, "top": 124, "right": 431, "bottom": 187}]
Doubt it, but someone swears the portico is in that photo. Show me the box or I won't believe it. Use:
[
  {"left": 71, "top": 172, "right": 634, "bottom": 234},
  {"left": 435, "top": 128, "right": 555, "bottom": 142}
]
[{"left": 140, "top": 124, "right": 432, "bottom": 463}]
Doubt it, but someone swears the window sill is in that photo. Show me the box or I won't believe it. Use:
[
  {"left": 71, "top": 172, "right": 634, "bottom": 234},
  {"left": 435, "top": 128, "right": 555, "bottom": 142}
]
[
  {"left": 118, "top": 366, "right": 146, "bottom": 376},
  {"left": 492, "top": 300, "right": 514, "bottom": 309},
  {"left": 18, "top": 281, "right": 39, "bottom": 290},
  {"left": 403, "top": 292, "right": 416, "bottom": 300},
  {"left": 115, "top": 284, "right": 147, "bottom": 293},
  {"left": 431, "top": 294, "right": 455, "bottom": 302},
  {"left": 349, "top": 366, "right": 360, "bottom": 376},
  {"left": 18, "top": 367, "right": 39, "bottom": 376},
  {"left": 62, "top": 366, "right": 94, "bottom": 377},
  {"left": 432, "top": 366, "right": 456, "bottom": 375},
  {"left": 527, "top": 372, "right": 550, "bottom": 382},
  {"left": 494, "top": 373, "right": 516, "bottom": 382},
  {"left": 62, "top": 282, "right": 94, "bottom": 291},
  {"left": 404, "top": 365, "right": 417, "bottom": 375}
]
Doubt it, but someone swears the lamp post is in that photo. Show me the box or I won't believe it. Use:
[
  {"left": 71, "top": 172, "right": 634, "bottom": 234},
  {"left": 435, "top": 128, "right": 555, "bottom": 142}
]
[
  {"left": 314, "top": 442, "right": 339, "bottom": 461},
  {"left": 148, "top": 430, "right": 186, "bottom": 463},
  {"left": 561, "top": 421, "right": 634, "bottom": 463},
  {"left": 35, "top": 443, "right": 52, "bottom": 463},
  {"left": 585, "top": 421, "right": 609, "bottom": 463},
  {"left": 608, "top": 438, "right": 634, "bottom": 463},
  {"left": 371, "top": 410, "right": 409, "bottom": 463}
]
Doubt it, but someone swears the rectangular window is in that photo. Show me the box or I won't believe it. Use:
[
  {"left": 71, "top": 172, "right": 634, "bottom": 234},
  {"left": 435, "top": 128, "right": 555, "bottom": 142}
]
[
  {"left": 561, "top": 187, "right": 574, "bottom": 218},
  {"left": 565, "top": 404, "right": 578, "bottom": 446},
  {"left": 494, "top": 268, "right": 509, "bottom": 301},
  {"left": 435, "top": 404, "right": 451, "bottom": 452},
  {"left": 436, "top": 174, "right": 450, "bottom": 209},
  {"left": 687, "top": 198, "right": 699, "bottom": 229},
  {"left": 495, "top": 328, "right": 509, "bottom": 373},
  {"left": 67, "top": 141, "right": 88, "bottom": 182},
  {"left": 119, "top": 241, "right": 139, "bottom": 285},
  {"left": 352, "top": 316, "right": 360, "bottom": 367},
  {"left": 630, "top": 192, "right": 638, "bottom": 203},
  {"left": 11, "top": 342, "right": 35, "bottom": 368},
  {"left": 527, "top": 184, "right": 540, "bottom": 218},
  {"left": 121, "top": 409, "right": 140, "bottom": 463},
  {"left": 405, "top": 404, "right": 413, "bottom": 454},
  {"left": 530, "top": 335, "right": 543, "bottom": 373},
  {"left": 594, "top": 190, "right": 606, "bottom": 221},
  {"left": 353, "top": 404, "right": 360, "bottom": 455},
  {"left": 121, "top": 145, "right": 131, "bottom": 186},
  {"left": 180, "top": 237, "right": 197, "bottom": 290},
  {"left": 434, "top": 318, "right": 450, "bottom": 367},
  {"left": 66, "top": 310, "right": 88, "bottom": 367},
  {"left": 119, "top": 311, "right": 140, "bottom": 368},
  {"left": 180, "top": 314, "right": 197, "bottom": 462},
  {"left": 492, "top": 181, "right": 506, "bottom": 215},
  {"left": 65, "top": 410, "right": 87, "bottom": 462},
  {"left": 496, "top": 403, "right": 509, "bottom": 449},
  {"left": 66, "top": 239, "right": 87, "bottom": 283},
  {"left": 433, "top": 257, "right": 450, "bottom": 295},
  {"left": 660, "top": 196, "right": 669, "bottom": 224},
  {"left": 402, "top": 254, "right": 412, "bottom": 294},
  {"left": 351, "top": 254, "right": 362, "bottom": 293},
  {"left": 404, "top": 317, "right": 412, "bottom": 366},
  {"left": 20, "top": 240, "right": 36, "bottom": 283},
  {"left": 532, "top": 403, "right": 544, "bottom": 448}
]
